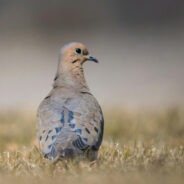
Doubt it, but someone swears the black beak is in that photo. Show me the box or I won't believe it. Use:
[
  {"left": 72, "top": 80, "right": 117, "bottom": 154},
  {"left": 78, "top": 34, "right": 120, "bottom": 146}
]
[{"left": 87, "top": 55, "right": 99, "bottom": 63}]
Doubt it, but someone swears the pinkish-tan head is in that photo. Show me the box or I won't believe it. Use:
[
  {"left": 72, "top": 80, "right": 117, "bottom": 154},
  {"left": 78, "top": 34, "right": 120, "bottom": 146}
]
[{"left": 57, "top": 42, "right": 98, "bottom": 73}]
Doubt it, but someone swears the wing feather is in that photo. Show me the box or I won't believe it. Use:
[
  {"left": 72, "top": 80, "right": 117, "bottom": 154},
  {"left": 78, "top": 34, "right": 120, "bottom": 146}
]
[{"left": 36, "top": 93, "right": 104, "bottom": 159}]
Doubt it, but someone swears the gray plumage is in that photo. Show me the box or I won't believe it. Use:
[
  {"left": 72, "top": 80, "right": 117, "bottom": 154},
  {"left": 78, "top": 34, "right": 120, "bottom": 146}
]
[{"left": 36, "top": 42, "right": 104, "bottom": 161}]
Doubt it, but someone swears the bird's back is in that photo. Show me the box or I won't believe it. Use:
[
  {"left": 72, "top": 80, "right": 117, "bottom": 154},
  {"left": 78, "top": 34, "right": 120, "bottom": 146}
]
[{"left": 36, "top": 87, "right": 104, "bottom": 160}]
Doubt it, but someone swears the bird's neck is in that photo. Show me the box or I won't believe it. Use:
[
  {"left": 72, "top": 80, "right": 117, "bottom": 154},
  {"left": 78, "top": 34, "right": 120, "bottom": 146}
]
[{"left": 53, "top": 66, "right": 89, "bottom": 92}]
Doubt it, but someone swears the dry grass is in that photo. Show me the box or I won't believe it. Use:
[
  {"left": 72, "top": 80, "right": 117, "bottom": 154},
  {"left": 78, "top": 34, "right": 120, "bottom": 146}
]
[{"left": 0, "top": 107, "right": 184, "bottom": 184}]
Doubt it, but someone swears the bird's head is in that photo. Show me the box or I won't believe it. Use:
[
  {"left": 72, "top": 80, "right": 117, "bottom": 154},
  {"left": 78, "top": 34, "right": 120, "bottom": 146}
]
[
  {"left": 58, "top": 42, "right": 98, "bottom": 72},
  {"left": 55, "top": 42, "right": 98, "bottom": 88}
]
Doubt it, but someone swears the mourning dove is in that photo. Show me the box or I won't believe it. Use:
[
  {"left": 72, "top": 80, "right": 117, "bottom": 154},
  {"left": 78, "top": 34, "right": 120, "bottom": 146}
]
[{"left": 36, "top": 42, "right": 104, "bottom": 161}]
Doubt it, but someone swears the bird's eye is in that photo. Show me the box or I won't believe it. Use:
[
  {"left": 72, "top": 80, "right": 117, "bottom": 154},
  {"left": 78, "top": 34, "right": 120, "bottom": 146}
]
[{"left": 75, "top": 48, "right": 82, "bottom": 55}]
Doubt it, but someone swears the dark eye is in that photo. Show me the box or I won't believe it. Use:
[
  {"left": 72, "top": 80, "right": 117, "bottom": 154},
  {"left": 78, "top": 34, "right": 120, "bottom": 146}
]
[{"left": 75, "top": 48, "right": 82, "bottom": 54}]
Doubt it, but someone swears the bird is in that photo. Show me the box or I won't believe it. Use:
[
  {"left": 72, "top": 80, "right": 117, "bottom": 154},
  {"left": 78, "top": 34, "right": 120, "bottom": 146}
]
[{"left": 36, "top": 42, "right": 104, "bottom": 161}]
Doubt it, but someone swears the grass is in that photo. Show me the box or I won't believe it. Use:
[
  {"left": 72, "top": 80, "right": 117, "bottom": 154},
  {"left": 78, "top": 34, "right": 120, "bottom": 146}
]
[{"left": 0, "top": 106, "right": 184, "bottom": 184}]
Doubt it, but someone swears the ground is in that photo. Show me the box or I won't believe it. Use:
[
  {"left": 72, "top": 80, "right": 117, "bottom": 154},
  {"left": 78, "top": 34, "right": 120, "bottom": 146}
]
[{"left": 0, "top": 107, "right": 184, "bottom": 184}]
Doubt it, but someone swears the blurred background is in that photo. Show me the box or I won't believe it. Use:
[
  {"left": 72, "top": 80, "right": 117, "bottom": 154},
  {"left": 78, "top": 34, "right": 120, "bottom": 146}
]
[
  {"left": 0, "top": 0, "right": 184, "bottom": 110},
  {"left": 1, "top": 2, "right": 184, "bottom": 182}
]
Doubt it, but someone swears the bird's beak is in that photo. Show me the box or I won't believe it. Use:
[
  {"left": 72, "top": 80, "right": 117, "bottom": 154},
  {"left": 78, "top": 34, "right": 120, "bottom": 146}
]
[{"left": 86, "top": 55, "right": 99, "bottom": 63}]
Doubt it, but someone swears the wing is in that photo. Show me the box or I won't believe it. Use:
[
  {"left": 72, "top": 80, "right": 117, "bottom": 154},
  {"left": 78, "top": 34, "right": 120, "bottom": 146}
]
[
  {"left": 36, "top": 98, "right": 67, "bottom": 159},
  {"left": 63, "top": 93, "right": 104, "bottom": 151},
  {"left": 36, "top": 93, "right": 104, "bottom": 159}
]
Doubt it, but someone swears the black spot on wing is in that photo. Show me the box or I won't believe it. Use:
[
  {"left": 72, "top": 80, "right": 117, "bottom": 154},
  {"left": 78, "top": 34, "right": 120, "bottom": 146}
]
[
  {"left": 44, "top": 95, "right": 50, "bottom": 100},
  {"left": 48, "top": 130, "right": 52, "bottom": 134},
  {"left": 80, "top": 91, "right": 92, "bottom": 96},
  {"left": 61, "top": 110, "right": 65, "bottom": 124},
  {"left": 45, "top": 135, "right": 49, "bottom": 141},
  {"left": 48, "top": 144, "right": 52, "bottom": 149},
  {"left": 68, "top": 111, "right": 73, "bottom": 123},
  {"left": 85, "top": 128, "right": 90, "bottom": 134},
  {"left": 52, "top": 135, "right": 57, "bottom": 141},
  {"left": 72, "top": 136, "right": 89, "bottom": 151},
  {"left": 92, "top": 112, "right": 104, "bottom": 151},
  {"left": 55, "top": 127, "right": 61, "bottom": 133},
  {"left": 69, "top": 124, "right": 75, "bottom": 128},
  {"left": 75, "top": 129, "right": 82, "bottom": 135},
  {"left": 94, "top": 127, "right": 98, "bottom": 133},
  {"left": 44, "top": 145, "right": 57, "bottom": 160}
]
